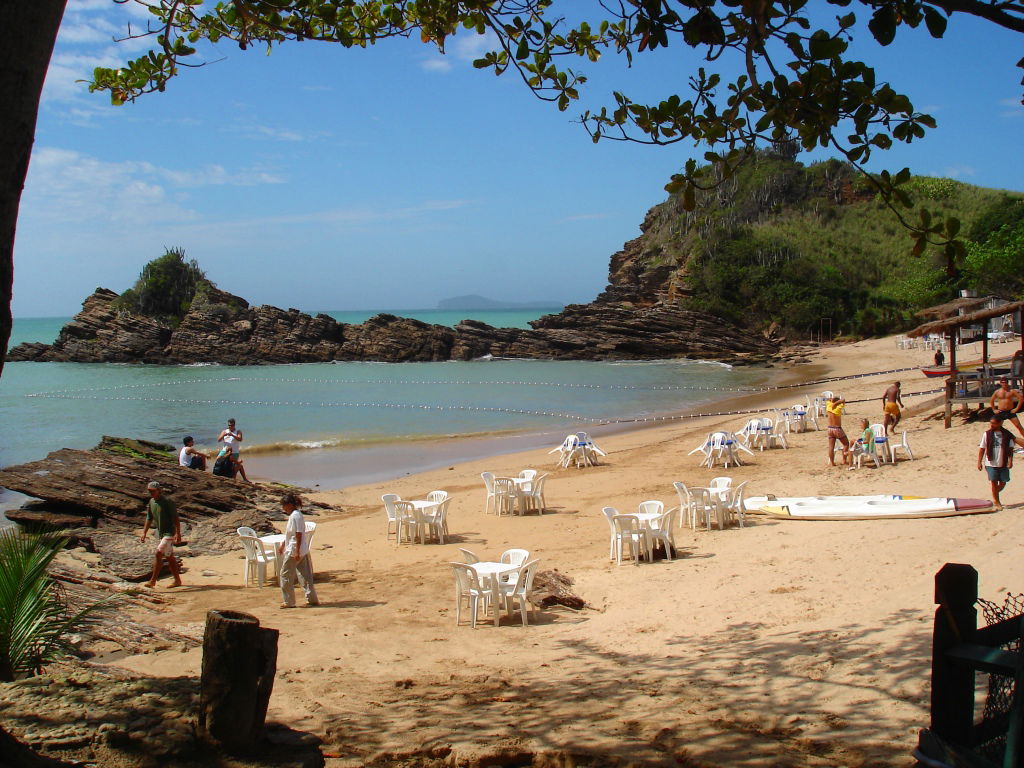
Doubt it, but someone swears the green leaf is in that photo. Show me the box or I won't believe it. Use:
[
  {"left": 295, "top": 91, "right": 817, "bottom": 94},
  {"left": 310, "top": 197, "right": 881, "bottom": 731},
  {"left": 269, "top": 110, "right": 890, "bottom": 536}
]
[
  {"left": 923, "top": 8, "right": 947, "bottom": 39},
  {"left": 868, "top": 6, "right": 897, "bottom": 46}
]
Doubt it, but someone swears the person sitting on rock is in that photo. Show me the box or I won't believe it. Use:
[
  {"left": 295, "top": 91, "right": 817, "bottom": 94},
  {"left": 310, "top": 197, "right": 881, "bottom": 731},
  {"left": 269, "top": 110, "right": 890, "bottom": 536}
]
[
  {"left": 212, "top": 447, "right": 237, "bottom": 479},
  {"left": 178, "top": 436, "right": 207, "bottom": 471}
]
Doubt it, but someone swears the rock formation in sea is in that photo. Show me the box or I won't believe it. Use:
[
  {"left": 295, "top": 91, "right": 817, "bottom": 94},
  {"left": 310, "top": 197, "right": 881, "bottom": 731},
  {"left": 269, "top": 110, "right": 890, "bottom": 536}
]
[{"left": 7, "top": 198, "right": 782, "bottom": 364}]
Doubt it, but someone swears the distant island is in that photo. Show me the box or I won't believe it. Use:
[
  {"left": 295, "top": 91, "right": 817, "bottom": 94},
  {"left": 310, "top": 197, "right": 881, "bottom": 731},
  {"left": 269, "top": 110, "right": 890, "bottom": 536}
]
[{"left": 436, "top": 295, "right": 564, "bottom": 311}]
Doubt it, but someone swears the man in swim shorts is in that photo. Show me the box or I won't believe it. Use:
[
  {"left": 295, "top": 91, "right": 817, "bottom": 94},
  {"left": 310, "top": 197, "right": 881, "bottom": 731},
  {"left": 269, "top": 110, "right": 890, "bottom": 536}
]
[
  {"left": 139, "top": 481, "right": 182, "bottom": 588},
  {"left": 990, "top": 378, "right": 1024, "bottom": 438},
  {"left": 882, "top": 381, "right": 904, "bottom": 432},
  {"left": 825, "top": 395, "right": 850, "bottom": 466},
  {"left": 216, "top": 418, "right": 250, "bottom": 482}
]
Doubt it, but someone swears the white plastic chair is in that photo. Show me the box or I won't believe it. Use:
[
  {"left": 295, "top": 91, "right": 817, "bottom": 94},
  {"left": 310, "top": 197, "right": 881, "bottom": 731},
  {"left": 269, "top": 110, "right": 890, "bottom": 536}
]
[
  {"left": 549, "top": 434, "right": 581, "bottom": 468},
  {"left": 302, "top": 520, "right": 317, "bottom": 571},
  {"left": 458, "top": 548, "right": 480, "bottom": 564},
  {"left": 687, "top": 433, "right": 714, "bottom": 464},
  {"left": 709, "top": 477, "right": 732, "bottom": 496},
  {"left": 612, "top": 514, "right": 651, "bottom": 566},
  {"left": 481, "top": 472, "right": 498, "bottom": 514},
  {"left": 869, "top": 422, "right": 890, "bottom": 463},
  {"left": 425, "top": 490, "right": 450, "bottom": 542},
  {"left": 765, "top": 419, "right": 788, "bottom": 450},
  {"left": 724, "top": 481, "right": 749, "bottom": 528},
  {"left": 522, "top": 473, "right": 548, "bottom": 514},
  {"left": 889, "top": 430, "right": 914, "bottom": 462},
  {"left": 851, "top": 437, "right": 880, "bottom": 469},
  {"left": 739, "top": 419, "right": 762, "bottom": 449},
  {"left": 600, "top": 506, "right": 619, "bottom": 561},
  {"left": 646, "top": 508, "right": 675, "bottom": 560},
  {"left": 518, "top": 469, "right": 538, "bottom": 484},
  {"left": 688, "top": 487, "right": 717, "bottom": 531},
  {"left": 492, "top": 477, "right": 520, "bottom": 516},
  {"left": 381, "top": 493, "right": 401, "bottom": 541},
  {"left": 393, "top": 500, "right": 421, "bottom": 544},
  {"left": 238, "top": 530, "right": 278, "bottom": 587},
  {"left": 499, "top": 559, "right": 540, "bottom": 626},
  {"left": 449, "top": 562, "right": 490, "bottom": 629},
  {"left": 500, "top": 548, "right": 530, "bottom": 585},
  {"left": 672, "top": 481, "right": 694, "bottom": 529}
]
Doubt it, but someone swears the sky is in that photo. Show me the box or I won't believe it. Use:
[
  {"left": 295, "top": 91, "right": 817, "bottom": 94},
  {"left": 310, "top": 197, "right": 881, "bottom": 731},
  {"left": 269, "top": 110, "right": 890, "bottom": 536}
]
[{"left": 12, "top": 1, "right": 1024, "bottom": 318}]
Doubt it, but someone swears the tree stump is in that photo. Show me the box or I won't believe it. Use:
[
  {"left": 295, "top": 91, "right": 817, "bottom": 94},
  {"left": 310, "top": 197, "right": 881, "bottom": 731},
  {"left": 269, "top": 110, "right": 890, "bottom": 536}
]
[{"left": 198, "top": 609, "right": 279, "bottom": 756}]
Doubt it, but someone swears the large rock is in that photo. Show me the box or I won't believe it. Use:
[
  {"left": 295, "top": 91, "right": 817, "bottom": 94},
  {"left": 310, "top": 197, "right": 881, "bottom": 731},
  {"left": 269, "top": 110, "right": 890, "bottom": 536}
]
[
  {"left": 8, "top": 286, "right": 777, "bottom": 365},
  {"left": 0, "top": 437, "right": 333, "bottom": 581}
]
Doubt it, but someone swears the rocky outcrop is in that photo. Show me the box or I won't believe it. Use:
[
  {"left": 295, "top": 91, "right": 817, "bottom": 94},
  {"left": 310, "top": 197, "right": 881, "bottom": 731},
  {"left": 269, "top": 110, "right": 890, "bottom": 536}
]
[
  {"left": 0, "top": 437, "right": 334, "bottom": 580},
  {"left": 9, "top": 284, "right": 777, "bottom": 365}
]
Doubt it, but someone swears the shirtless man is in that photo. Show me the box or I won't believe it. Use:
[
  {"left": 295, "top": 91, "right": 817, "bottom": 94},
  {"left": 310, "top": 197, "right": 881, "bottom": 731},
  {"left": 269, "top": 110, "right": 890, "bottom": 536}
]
[
  {"left": 882, "top": 381, "right": 905, "bottom": 432},
  {"left": 989, "top": 378, "right": 1024, "bottom": 438},
  {"left": 825, "top": 395, "right": 850, "bottom": 466}
]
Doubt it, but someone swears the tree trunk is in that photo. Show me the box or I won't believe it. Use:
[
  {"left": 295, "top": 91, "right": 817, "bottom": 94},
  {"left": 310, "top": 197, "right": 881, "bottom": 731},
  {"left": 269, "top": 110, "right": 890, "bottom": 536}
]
[
  {"left": 0, "top": 1, "right": 66, "bottom": 378},
  {"left": 198, "top": 609, "right": 279, "bottom": 756}
]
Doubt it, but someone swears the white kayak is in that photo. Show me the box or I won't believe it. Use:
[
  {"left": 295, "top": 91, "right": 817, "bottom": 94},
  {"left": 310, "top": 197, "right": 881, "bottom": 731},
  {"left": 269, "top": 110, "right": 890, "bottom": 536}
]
[{"left": 744, "top": 494, "right": 994, "bottom": 521}]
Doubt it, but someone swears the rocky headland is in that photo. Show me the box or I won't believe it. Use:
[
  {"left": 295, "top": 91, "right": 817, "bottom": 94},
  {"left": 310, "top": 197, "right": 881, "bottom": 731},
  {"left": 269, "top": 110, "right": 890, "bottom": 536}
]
[{"left": 7, "top": 208, "right": 780, "bottom": 366}]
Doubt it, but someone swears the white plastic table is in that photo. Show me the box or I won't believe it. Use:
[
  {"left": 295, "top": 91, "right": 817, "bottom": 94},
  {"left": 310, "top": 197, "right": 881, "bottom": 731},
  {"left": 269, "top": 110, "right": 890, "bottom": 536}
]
[{"left": 470, "top": 561, "right": 517, "bottom": 626}]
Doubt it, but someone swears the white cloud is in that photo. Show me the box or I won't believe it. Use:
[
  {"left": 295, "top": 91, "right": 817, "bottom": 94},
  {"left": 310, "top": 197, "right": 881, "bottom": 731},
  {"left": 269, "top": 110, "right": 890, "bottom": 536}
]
[
  {"left": 236, "top": 124, "right": 325, "bottom": 143},
  {"left": 999, "top": 97, "right": 1023, "bottom": 118},
  {"left": 421, "top": 58, "right": 453, "bottom": 74},
  {"left": 450, "top": 30, "right": 498, "bottom": 61},
  {"left": 941, "top": 165, "right": 977, "bottom": 179}
]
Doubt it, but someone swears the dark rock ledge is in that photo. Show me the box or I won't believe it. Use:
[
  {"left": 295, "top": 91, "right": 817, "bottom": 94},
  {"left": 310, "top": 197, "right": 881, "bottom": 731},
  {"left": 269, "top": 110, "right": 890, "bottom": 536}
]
[{"left": 7, "top": 284, "right": 779, "bottom": 365}]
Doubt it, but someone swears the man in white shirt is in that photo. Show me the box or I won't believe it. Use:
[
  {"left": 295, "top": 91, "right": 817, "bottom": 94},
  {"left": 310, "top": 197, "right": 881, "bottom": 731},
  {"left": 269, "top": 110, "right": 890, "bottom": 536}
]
[
  {"left": 978, "top": 417, "right": 1024, "bottom": 509},
  {"left": 277, "top": 492, "right": 319, "bottom": 608}
]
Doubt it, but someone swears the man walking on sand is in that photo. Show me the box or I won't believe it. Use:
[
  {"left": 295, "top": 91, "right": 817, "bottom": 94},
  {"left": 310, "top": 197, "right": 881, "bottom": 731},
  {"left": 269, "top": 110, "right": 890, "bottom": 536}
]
[
  {"left": 825, "top": 394, "right": 851, "bottom": 466},
  {"left": 989, "top": 377, "right": 1024, "bottom": 438},
  {"left": 978, "top": 417, "right": 1024, "bottom": 509},
  {"left": 278, "top": 492, "right": 319, "bottom": 609},
  {"left": 882, "top": 381, "right": 904, "bottom": 433},
  {"left": 140, "top": 481, "right": 182, "bottom": 588}
]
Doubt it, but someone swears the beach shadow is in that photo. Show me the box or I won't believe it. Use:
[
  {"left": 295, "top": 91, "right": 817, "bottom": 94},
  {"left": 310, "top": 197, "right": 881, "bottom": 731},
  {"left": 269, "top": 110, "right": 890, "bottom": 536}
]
[
  {"left": 315, "top": 599, "right": 386, "bottom": 609},
  {"left": 313, "top": 568, "right": 356, "bottom": 584},
  {"left": 317, "top": 607, "right": 931, "bottom": 766}
]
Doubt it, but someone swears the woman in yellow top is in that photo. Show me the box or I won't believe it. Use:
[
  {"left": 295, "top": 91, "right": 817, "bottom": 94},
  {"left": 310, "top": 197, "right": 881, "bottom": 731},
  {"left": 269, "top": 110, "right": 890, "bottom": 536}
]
[{"left": 825, "top": 395, "right": 851, "bottom": 466}]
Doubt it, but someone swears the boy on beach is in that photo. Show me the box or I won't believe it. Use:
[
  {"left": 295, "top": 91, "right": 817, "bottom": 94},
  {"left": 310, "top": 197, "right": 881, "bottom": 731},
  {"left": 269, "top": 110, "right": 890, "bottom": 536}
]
[
  {"left": 977, "top": 417, "right": 1024, "bottom": 510},
  {"left": 139, "top": 481, "right": 182, "bottom": 588},
  {"left": 278, "top": 492, "right": 319, "bottom": 609}
]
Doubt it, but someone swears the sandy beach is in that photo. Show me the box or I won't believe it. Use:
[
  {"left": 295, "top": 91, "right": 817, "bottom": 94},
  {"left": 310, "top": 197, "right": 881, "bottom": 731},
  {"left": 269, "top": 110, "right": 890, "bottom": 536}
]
[{"left": 69, "top": 337, "right": 1022, "bottom": 766}]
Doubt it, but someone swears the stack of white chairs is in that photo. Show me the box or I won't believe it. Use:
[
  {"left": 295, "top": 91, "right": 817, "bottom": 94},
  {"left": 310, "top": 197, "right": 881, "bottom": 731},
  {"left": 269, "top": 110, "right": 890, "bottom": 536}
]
[
  {"left": 237, "top": 526, "right": 278, "bottom": 587},
  {"left": 576, "top": 432, "right": 607, "bottom": 466},
  {"left": 550, "top": 434, "right": 584, "bottom": 468}
]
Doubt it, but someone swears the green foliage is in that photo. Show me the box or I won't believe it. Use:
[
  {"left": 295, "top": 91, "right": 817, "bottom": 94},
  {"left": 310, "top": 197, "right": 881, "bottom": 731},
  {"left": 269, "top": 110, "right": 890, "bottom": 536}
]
[
  {"left": 645, "top": 154, "right": 1012, "bottom": 338},
  {"left": 113, "top": 248, "right": 213, "bottom": 321},
  {"left": 0, "top": 530, "right": 113, "bottom": 681},
  {"left": 963, "top": 223, "right": 1024, "bottom": 298},
  {"left": 967, "top": 196, "right": 1024, "bottom": 243}
]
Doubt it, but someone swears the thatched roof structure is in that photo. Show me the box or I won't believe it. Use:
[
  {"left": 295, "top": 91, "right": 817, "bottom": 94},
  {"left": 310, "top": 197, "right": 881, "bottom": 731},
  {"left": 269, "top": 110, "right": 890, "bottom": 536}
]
[
  {"left": 908, "top": 300, "right": 1024, "bottom": 338},
  {"left": 914, "top": 296, "right": 994, "bottom": 320}
]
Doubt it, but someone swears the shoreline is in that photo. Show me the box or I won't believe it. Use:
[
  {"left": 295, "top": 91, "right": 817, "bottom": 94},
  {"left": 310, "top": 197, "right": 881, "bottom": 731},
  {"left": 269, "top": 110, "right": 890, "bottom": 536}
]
[{"left": 242, "top": 354, "right": 824, "bottom": 490}]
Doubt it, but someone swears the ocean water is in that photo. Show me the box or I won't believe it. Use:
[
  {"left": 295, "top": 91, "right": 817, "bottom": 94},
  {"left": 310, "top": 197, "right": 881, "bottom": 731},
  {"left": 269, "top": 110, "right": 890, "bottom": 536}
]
[{"left": 1, "top": 311, "right": 771, "bottom": 493}]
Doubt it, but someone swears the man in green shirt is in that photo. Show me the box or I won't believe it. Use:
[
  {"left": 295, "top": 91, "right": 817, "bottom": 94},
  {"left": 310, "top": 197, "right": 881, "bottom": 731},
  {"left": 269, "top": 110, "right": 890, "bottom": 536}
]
[{"left": 139, "top": 480, "right": 182, "bottom": 588}]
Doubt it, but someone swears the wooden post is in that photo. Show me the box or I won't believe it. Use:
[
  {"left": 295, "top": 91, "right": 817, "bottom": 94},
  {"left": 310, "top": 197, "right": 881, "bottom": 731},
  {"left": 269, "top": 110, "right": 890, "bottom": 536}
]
[
  {"left": 931, "top": 563, "right": 978, "bottom": 748},
  {"left": 198, "top": 609, "right": 279, "bottom": 756},
  {"left": 944, "top": 379, "right": 953, "bottom": 429}
]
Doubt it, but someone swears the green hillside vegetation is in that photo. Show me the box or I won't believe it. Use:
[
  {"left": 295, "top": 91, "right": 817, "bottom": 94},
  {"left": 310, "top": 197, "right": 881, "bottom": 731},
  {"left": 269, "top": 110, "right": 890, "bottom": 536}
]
[{"left": 638, "top": 153, "right": 1022, "bottom": 338}]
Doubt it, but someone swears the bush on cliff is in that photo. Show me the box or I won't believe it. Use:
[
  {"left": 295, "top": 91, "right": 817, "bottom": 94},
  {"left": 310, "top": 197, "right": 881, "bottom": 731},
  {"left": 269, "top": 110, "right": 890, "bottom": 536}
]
[{"left": 113, "top": 248, "right": 213, "bottom": 322}]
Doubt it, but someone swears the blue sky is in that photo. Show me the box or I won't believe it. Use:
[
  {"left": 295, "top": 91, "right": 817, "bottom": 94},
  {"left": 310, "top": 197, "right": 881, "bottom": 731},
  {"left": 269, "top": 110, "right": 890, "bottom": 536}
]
[{"left": 13, "top": 1, "right": 1023, "bottom": 318}]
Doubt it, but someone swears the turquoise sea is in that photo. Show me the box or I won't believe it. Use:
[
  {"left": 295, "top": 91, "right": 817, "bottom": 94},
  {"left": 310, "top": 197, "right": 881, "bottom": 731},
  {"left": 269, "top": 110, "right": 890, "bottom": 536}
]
[{"left": 1, "top": 310, "right": 771, "bottom": 495}]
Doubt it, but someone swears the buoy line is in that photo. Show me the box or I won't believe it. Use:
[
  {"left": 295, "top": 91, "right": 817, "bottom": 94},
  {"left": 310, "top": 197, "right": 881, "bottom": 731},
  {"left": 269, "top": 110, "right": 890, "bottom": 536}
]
[{"left": 24, "top": 364, "right": 924, "bottom": 400}]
